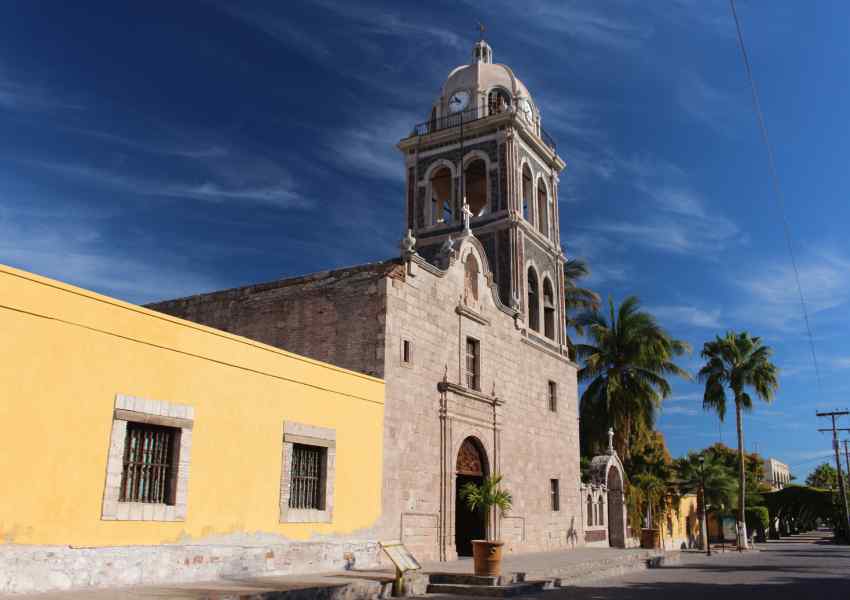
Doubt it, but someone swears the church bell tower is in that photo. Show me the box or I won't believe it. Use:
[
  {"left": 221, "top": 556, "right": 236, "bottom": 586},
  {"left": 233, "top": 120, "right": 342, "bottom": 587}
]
[{"left": 397, "top": 38, "right": 568, "bottom": 348}]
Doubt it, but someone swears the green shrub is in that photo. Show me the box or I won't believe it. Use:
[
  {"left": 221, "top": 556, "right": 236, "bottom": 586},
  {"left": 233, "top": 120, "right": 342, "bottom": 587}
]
[{"left": 746, "top": 506, "right": 769, "bottom": 532}]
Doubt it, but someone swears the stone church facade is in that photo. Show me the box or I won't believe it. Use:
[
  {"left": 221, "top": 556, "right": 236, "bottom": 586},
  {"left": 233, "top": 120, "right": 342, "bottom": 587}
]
[{"left": 150, "top": 39, "right": 598, "bottom": 562}]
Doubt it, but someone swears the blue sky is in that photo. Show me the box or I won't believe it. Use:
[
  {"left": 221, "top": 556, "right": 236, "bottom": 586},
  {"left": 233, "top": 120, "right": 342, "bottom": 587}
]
[{"left": 2, "top": 1, "right": 849, "bottom": 478}]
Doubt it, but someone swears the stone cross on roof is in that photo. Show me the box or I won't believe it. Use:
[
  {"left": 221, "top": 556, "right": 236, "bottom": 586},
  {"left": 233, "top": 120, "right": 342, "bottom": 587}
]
[
  {"left": 607, "top": 427, "right": 615, "bottom": 455},
  {"left": 462, "top": 198, "right": 472, "bottom": 234}
]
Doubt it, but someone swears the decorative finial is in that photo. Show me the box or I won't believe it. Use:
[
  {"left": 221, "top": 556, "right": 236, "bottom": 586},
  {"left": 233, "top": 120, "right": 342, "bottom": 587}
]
[
  {"left": 461, "top": 198, "right": 473, "bottom": 234},
  {"left": 400, "top": 228, "right": 417, "bottom": 257},
  {"left": 607, "top": 428, "right": 615, "bottom": 455},
  {"left": 440, "top": 234, "right": 455, "bottom": 256},
  {"left": 477, "top": 21, "right": 485, "bottom": 42}
]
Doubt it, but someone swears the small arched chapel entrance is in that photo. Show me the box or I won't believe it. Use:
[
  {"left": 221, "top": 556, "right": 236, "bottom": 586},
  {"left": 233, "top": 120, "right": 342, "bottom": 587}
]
[
  {"left": 589, "top": 431, "right": 628, "bottom": 548},
  {"left": 455, "top": 437, "right": 488, "bottom": 557},
  {"left": 606, "top": 465, "right": 625, "bottom": 548}
]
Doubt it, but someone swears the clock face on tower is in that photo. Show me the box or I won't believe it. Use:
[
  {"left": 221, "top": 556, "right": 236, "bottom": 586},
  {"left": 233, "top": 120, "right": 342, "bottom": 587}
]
[{"left": 448, "top": 90, "right": 470, "bottom": 113}]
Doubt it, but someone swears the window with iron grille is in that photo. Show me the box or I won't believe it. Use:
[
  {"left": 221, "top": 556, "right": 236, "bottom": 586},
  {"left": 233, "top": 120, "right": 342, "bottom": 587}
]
[
  {"left": 465, "top": 337, "right": 480, "bottom": 391},
  {"left": 289, "top": 444, "right": 326, "bottom": 510},
  {"left": 550, "top": 479, "right": 560, "bottom": 511},
  {"left": 548, "top": 380, "right": 558, "bottom": 412},
  {"left": 120, "top": 422, "right": 178, "bottom": 504}
]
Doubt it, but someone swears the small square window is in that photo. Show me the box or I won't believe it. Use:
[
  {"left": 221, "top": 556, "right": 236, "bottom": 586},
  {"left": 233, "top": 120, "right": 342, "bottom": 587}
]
[
  {"left": 289, "top": 444, "right": 327, "bottom": 510},
  {"left": 102, "top": 394, "right": 193, "bottom": 522},
  {"left": 550, "top": 479, "right": 560, "bottom": 511},
  {"left": 402, "top": 339, "right": 412, "bottom": 364},
  {"left": 465, "top": 337, "right": 480, "bottom": 391},
  {"left": 548, "top": 380, "right": 558, "bottom": 412},
  {"left": 280, "top": 421, "right": 335, "bottom": 523},
  {"left": 120, "top": 422, "right": 179, "bottom": 505}
]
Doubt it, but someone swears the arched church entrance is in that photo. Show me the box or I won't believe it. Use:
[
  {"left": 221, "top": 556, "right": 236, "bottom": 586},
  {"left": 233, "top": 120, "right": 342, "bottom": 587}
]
[
  {"left": 607, "top": 465, "right": 625, "bottom": 548},
  {"left": 455, "top": 436, "right": 488, "bottom": 557}
]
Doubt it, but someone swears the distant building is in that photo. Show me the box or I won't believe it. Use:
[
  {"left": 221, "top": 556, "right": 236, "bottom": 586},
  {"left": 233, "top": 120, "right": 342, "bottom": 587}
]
[{"left": 764, "top": 458, "right": 792, "bottom": 490}]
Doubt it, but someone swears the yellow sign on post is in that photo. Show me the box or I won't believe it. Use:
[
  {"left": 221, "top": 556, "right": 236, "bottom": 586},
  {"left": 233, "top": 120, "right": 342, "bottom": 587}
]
[{"left": 379, "top": 540, "right": 421, "bottom": 597}]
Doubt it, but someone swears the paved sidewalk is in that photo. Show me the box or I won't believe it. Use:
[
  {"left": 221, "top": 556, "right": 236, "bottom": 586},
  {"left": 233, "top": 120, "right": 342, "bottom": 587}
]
[
  {"left": 3, "top": 546, "right": 669, "bottom": 599},
  {"left": 419, "top": 545, "right": 660, "bottom": 577}
]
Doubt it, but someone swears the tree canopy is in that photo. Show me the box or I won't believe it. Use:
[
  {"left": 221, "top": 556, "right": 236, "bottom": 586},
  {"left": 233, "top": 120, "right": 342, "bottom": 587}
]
[
  {"left": 806, "top": 463, "right": 838, "bottom": 490},
  {"left": 576, "top": 296, "right": 690, "bottom": 460}
]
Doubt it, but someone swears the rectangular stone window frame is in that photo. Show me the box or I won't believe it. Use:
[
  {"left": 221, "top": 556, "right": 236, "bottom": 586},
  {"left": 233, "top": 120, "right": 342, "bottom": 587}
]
[
  {"left": 280, "top": 421, "right": 335, "bottom": 524},
  {"left": 550, "top": 478, "right": 560, "bottom": 512},
  {"left": 401, "top": 337, "right": 413, "bottom": 366},
  {"left": 101, "top": 394, "right": 193, "bottom": 522},
  {"left": 465, "top": 336, "right": 481, "bottom": 391},
  {"left": 548, "top": 380, "right": 558, "bottom": 412}
]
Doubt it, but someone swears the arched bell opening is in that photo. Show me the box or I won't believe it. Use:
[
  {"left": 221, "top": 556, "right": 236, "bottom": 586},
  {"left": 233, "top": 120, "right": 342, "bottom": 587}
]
[
  {"left": 521, "top": 163, "right": 533, "bottom": 223},
  {"left": 543, "top": 277, "right": 555, "bottom": 340},
  {"left": 429, "top": 166, "right": 454, "bottom": 226},
  {"left": 464, "top": 159, "right": 488, "bottom": 217},
  {"left": 527, "top": 267, "right": 540, "bottom": 332}
]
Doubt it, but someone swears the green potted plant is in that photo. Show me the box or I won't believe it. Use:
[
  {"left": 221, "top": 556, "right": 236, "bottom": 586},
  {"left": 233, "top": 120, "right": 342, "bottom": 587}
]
[{"left": 459, "top": 475, "right": 513, "bottom": 576}]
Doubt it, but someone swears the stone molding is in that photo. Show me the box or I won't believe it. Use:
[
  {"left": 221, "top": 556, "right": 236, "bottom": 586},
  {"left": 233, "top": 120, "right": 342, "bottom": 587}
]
[
  {"left": 455, "top": 304, "right": 490, "bottom": 325},
  {"left": 280, "top": 421, "right": 336, "bottom": 524},
  {"left": 101, "top": 394, "right": 194, "bottom": 522},
  {"left": 438, "top": 380, "right": 503, "bottom": 406}
]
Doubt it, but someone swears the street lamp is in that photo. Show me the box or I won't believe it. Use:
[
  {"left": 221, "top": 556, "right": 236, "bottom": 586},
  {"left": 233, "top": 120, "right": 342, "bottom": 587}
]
[{"left": 699, "top": 455, "right": 711, "bottom": 556}]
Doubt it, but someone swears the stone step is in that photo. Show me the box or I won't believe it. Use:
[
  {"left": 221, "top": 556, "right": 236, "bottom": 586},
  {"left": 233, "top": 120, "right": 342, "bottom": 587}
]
[
  {"left": 426, "top": 580, "right": 552, "bottom": 597},
  {"left": 427, "top": 573, "right": 522, "bottom": 586}
]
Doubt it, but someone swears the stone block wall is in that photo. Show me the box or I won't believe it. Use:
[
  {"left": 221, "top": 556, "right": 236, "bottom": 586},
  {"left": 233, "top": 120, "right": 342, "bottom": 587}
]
[{"left": 147, "top": 261, "right": 402, "bottom": 379}]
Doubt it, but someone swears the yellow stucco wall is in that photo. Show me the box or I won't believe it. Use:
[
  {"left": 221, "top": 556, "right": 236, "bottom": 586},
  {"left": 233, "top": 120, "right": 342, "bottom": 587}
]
[
  {"left": 662, "top": 494, "right": 701, "bottom": 549},
  {"left": 0, "top": 264, "right": 384, "bottom": 547}
]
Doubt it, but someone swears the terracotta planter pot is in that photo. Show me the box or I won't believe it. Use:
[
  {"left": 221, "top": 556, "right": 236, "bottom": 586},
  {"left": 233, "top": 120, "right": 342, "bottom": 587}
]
[
  {"left": 640, "top": 528, "right": 661, "bottom": 549},
  {"left": 471, "top": 540, "right": 504, "bottom": 576}
]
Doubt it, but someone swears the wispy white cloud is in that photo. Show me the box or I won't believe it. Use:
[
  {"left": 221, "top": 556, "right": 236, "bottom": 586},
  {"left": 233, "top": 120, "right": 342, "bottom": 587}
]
[
  {"left": 494, "top": 0, "right": 653, "bottom": 51},
  {"left": 662, "top": 405, "right": 700, "bottom": 416},
  {"left": 583, "top": 156, "right": 744, "bottom": 256},
  {"left": 311, "top": 0, "right": 465, "bottom": 51},
  {"left": 19, "top": 158, "right": 313, "bottom": 210},
  {"left": 668, "top": 392, "right": 703, "bottom": 404},
  {"left": 648, "top": 304, "right": 723, "bottom": 329},
  {"left": 734, "top": 248, "right": 850, "bottom": 331},
  {"left": 828, "top": 356, "right": 850, "bottom": 369},
  {"left": 214, "top": 4, "right": 331, "bottom": 62},
  {"left": 0, "top": 214, "right": 221, "bottom": 304},
  {"left": 0, "top": 65, "right": 84, "bottom": 112},
  {"left": 328, "top": 111, "right": 413, "bottom": 182},
  {"left": 63, "top": 127, "right": 229, "bottom": 159},
  {"left": 676, "top": 71, "right": 742, "bottom": 135}
]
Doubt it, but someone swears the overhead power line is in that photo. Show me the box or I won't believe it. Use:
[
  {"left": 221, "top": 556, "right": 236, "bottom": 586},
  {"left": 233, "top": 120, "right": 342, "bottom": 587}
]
[{"left": 729, "top": 0, "right": 822, "bottom": 392}]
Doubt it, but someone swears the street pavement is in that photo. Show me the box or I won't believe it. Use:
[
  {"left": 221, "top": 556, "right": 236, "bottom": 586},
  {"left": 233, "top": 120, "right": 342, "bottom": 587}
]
[{"left": 561, "top": 529, "right": 849, "bottom": 600}]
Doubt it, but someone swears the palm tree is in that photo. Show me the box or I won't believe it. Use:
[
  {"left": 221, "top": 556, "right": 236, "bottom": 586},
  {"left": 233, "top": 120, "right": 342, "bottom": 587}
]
[
  {"left": 698, "top": 331, "right": 779, "bottom": 549},
  {"left": 675, "top": 452, "right": 737, "bottom": 550},
  {"left": 563, "top": 258, "right": 600, "bottom": 361},
  {"left": 576, "top": 296, "right": 690, "bottom": 460},
  {"left": 459, "top": 475, "right": 513, "bottom": 542}
]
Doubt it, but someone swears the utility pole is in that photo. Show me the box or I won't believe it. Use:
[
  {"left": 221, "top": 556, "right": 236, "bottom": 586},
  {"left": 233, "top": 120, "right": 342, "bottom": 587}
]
[
  {"left": 844, "top": 440, "right": 850, "bottom": 491},
  {"left": 816, "top": 410, "right": 850, "bottom": 530}
]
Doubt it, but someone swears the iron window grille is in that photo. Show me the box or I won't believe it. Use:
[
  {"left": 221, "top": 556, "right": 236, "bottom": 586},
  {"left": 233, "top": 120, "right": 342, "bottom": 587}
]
[
  {"left": 465, "top": 337, "right": 480, "bottom": 391},
  {"left": 120, "top": 422, "right": 178, "bottom": 504},
  {"left": 550, "top": 479, "right": 560, "bottom": 511},
  {"left": 289, "top": 444, "right": 326, "bottom": 510},
  {"left": 548, "top": 381, "right": 558, "bottom": 412}
]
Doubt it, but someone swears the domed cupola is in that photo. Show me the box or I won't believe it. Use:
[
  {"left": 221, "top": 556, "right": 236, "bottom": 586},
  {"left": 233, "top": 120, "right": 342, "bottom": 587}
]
[{"left": 437, "top": 39, "right": 538, "bottom": 133}]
